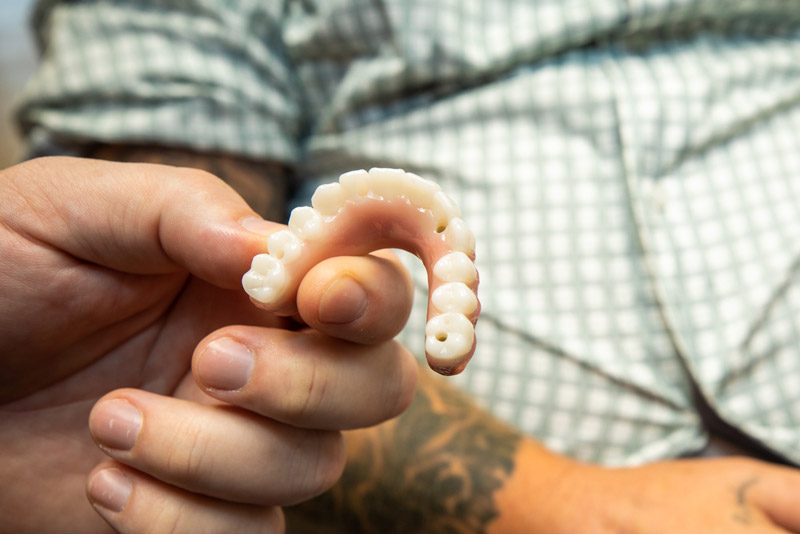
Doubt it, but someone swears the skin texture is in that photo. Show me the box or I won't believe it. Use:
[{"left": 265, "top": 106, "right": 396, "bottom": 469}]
[
  {"left": 61, "top": 144, "right": 800, "bottom": 533},
  {"left": 0, "top": 155, "right": 419, "bottom": 533}
]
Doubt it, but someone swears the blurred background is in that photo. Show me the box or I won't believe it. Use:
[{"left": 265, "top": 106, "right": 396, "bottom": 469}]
[{"left": 0, "top": 0, "right": 37, "bottom": 169}]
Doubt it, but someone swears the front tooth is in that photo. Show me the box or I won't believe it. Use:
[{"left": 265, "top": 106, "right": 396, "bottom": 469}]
[
  {"left": 242, "top": 254, "right": 289, "bottom": 304},
  {"left": 430, "top": 191, "right": 461, "bottom": 231},
  {"left": 442, "top": 217, "right": 475, "bottom": 255},
  {"left": 433, "top": 251, "right": 478, "bottom": 284},
  {"left": 431, "top": 282, "right": 478, "bottom": 314},
  {"left": 425, "top": 312, "right": 475, "bottom": 361},
  {"left": 402, "top": 172, "right": 442, "bottom": 208},
  {"left": 368, "top": 167, "right": 406, "bottom": 199},
  {"left": 339, "top": 169, "right": 370, "bottom": 197},
  {"left": 288, "top": 206, "right": 324, "bottom": 240},
  {"left": 267, "top": 230, "right": 303, "bottom": 263},
  {"left": 311, "top": 182, "right": 349, "bottom": 217}
]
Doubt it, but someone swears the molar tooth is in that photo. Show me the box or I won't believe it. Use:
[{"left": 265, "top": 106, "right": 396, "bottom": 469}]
[
  {"left": 402, "top": 171, "right": 442, "bottom": 208},
  {"left": 242, "top": 254, "right": 289, "bottom": 305},
  {"left": 442, "top": 217, "right": 476, "bottom": 255},
  {"left": 433, "top": 252, "right": 477, "bottom": 284},
  {"left": 425, "top": 312, "right": 475, "bottom": 361},
  {"left": 431, "top": 282, "right": 478, "bottom": 314},
  {"left": 267, "top": 230, "right": 303, "bottom": 263},
  {"left": 339, "top": 169, "right": 370, "bottom": 197},
  {"left": 430, "top": 191, "right": 461, "bottom": 231},
  {"left": 368, "top": 167, "right": 406, "bottom": 199},
  {"left": 288, "top": 206, "right": 324, "bottom": 240},
  {"left": 311, "top": 182, "right": 349, "bottom": 217}
]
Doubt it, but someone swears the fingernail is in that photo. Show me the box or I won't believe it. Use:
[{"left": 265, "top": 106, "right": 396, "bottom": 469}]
[
  {"left": 91, "top": 400, "right": 142, "bottom": 451},
  {"left": 88, "top": 468, "right": 132, "bottom": 513},
  {"left": 239, "top": 216, "right": 274, "bottom": 236},
  {"left": 318, "top": 276, "right": 368, "bottom": 325},
  {"left": 197, "top": 337, "right": 254, "bottom": 391}
]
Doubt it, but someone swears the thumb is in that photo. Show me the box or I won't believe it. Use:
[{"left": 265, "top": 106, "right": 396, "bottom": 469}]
[{"left": 2, "top": 156, "right": 278, "bottom": 289}]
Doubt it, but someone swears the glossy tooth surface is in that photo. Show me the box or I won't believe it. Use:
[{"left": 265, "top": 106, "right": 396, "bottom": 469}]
[
  {"left": 339, "top": 169, "right": 370, "bottom": 197},
  {"left": 442, "top": 217, "right": 475, "bottom": 255},
  {"left": 288, "top": 206, "right": 324, "bottom": 240},
  {"left": 368, "top": 167, "right": 406, "bottom": 199},
  {"left": 425, "top": 312, "right": 475, "bottom": 361},
  {"left": 402, "top": 172, "right": 442, "bottom": 208},
  {"left": 267, "top": 230, "right": 303, "bottom": 263},
  {"left": 433, "top": 251, "right": 478, "bottom": 284},
  {"left": 431, "top": 282, "right": 478, "bottom": 314},
  {"left": 430, "top": 191, "right": 461, "bottom": 230},
  {"left": 242, "top": 254, "right": 288, "bottom": 304},
  {"left": 311, "top": 182, "right": 349, "bottom": 217}
]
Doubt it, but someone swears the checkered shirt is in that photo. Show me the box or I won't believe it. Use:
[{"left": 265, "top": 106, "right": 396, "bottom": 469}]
[{"left": 17, "top": 0, "right": 800, "bottom": 466}]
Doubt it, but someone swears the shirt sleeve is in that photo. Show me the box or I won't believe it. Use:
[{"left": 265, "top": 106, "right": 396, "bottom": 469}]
[{"left": 16, "top": 0, "right": 301, "bottom": 163}]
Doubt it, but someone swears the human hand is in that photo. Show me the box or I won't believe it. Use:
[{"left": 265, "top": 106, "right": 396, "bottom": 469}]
[
  {"left": 0, "top": 157, "right": 418, "bottom": 533},
  {"left": 492, "top": 440, "right": 800, "bottom": 533}
]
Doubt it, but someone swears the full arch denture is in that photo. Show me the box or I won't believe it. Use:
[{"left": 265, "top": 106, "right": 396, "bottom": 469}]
[{"left": 242, "top": 168, "right": 480, "bottom": 376}]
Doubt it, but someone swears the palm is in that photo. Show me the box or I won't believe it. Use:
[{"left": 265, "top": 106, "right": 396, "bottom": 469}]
[{"left": 0, "top": 241, "right": 273, "bottom": 531}]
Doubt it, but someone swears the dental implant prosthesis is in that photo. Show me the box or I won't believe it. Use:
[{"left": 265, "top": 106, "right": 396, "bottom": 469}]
[{"left": 242, "top": 168, "right": 480, "bottom": 376}]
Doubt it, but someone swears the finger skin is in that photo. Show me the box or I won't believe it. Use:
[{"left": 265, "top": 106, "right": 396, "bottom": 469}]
[
  {"left": 86, "top": 462, "right": 284, "bottom": 534},
  {"left": 296, "top": 249, "right": 414, "bottom": 344},
  {"left": 193, "top": 327, "right": 419, "bottom": 430},
  {"left": 2, "top": 156, "right": 274, "bottom": 289},
  {"left": 88, "top": 390, "right": 345, "bottom": 506}
]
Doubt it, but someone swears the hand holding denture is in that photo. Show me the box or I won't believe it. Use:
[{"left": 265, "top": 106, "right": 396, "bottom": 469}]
[
  {"left": 0, "top": 157, "right": 421, "bottom": 533},
  {"left": 243, "top": 168, "right": 480, "bottom": 376}
]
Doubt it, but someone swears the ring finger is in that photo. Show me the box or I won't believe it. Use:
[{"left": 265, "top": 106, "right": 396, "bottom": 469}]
[{"left": 88, "top": 389, "right": 345, "bottom": 506}]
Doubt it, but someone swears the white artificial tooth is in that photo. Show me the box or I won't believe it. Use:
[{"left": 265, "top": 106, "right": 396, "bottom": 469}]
[
  {"left": 288, "top": 206, "right": 324, "bottom": 240},
  {"left": 368, "top": 167, "right": 406, "bottom": 199},
  {"left": 433, "top": 252, "right": 477, "bottom": 284},
  {"left": 431, "top": 282, "right": 478, "bottom": 314},
  {"left": 242, "top": 254, "right": 289, "bottom": 305},
  {"left": 250, "top": 253, "right": 280, "bottom": 273},
  {"left": 402, "top": 171, "right": 442, "bottom": 208},
  {"left": 442, "top": 217, "right": 476, "bottom": 255},
  {"left": 241, "top": 269, "right": 264, "bottom": 291},
  {"left": 339, "top": 169, "right": 370, "bottom": 197},
  {"left": 311, "top": 182, "right": 349, "bottom": 217},
  {"left": 425, "top": 312, "right": 475, "bottom": 361},
  {"left": 430, "top": 191, "right": 461, "bottom": 231},
  {"left": 267, "top": 229, "right": 303, "bottom": 263}
]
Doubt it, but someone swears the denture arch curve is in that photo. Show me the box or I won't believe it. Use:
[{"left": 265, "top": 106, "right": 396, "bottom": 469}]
[{"left": 242, "top": 168, "right": 480, "bottom": 376}]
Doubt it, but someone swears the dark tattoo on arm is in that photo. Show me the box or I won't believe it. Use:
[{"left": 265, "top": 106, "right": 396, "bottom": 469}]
[
  {"left": 285, "top": 369, "right": 522, "bottom": 534},
  {"left": 88, "top": 143, "right": 289, "bottom": 221},
  {"left": 730, "top": 477, "right": 759, "bottom": 525}
]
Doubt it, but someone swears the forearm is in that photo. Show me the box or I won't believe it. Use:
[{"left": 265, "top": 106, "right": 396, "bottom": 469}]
[
  {"left": 284, "top": 367, "right": 580, "bottom": 534},
  {"left": 88, "top": 143, "right": 289, "bottom": 221}
]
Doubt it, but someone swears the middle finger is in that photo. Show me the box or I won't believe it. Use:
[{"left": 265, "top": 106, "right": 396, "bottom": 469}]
[{"left": 192, "top": 326, "right": 419, "bottom": 430}]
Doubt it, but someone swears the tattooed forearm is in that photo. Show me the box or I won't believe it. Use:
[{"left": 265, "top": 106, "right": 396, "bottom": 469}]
[
  {"left": 285, "top": 368, "right": 522, "bottom": 534},
  {"left": 88, "top": 143, "right": 289, "bottom": 220}
]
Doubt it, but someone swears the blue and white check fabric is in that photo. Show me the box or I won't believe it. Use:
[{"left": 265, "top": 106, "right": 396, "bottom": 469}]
[{"left": 18, "top": 0, "right": 800, "bottom": 466}]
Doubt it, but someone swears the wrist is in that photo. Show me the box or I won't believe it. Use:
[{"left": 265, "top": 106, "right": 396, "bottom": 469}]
[{"left": 487, "top": 439, "right": 605, "bottom": 534}]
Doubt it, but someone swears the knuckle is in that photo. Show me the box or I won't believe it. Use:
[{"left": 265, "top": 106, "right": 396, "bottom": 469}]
[
  {"left": 163, "top": 415, "right": 209, "bottom": 480},
  {"left": 386, "top": 343, "right": 418, "bottom": 419},
  {"left": 283, "top": 356, "right": 328, "bottom": 424},
  {"left": 147, "top": 500, "right": 187, "bottom": 534},
  {"left": 290, "top": 431, "right": 346, "bottom": 502}
]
